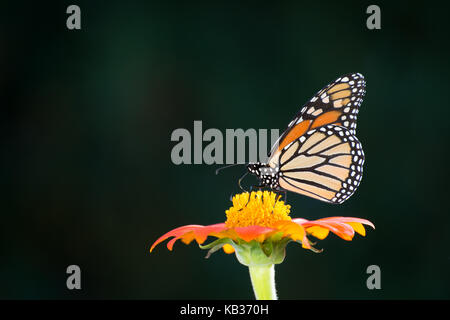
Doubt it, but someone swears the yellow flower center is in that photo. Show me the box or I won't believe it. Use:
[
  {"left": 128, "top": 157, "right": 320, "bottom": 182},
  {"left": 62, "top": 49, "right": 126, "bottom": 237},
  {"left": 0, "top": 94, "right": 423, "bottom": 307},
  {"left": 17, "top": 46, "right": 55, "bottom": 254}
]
[{"left": 225, "top": 191, "right": 291, "bottom": 228}]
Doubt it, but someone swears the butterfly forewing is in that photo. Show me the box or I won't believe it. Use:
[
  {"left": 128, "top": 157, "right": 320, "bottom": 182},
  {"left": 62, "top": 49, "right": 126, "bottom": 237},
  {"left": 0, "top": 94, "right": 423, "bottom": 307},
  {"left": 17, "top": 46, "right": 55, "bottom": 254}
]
[{"left": 268, "top": 73, "right": 365, "bottom": 167}]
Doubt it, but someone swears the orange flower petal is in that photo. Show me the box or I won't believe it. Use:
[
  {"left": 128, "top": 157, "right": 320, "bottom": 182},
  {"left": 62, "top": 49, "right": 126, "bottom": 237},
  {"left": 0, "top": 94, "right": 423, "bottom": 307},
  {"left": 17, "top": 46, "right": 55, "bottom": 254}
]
[
  {"left": 273, "top": 220, "right": 310, "bottom": 249},
  {"left": 181, "top": 232, "right": 196, "bottom": 245},
  {"left": 315, "top": 217, "right": 375, "bottom": 238},
  {"left": 293, "top": 219, "right": 352, "bottom": 240},
  {"left": 346, "top": 222, "right": 366, "bottom": 236},
  {"left": 317, "top": 217, "right": 375, "bottom": 227},
  {"left": 273, "top": 220, "right": 305, "bottom": 241},
  {"left": 151, "top": 216, "right": 374, "bottom": 253},
  {"left": 293, "top": 217, "right": 374, "bottom": 241},
  {"left": 305, "top": 226, "right": 330, "bottom": 240},
  {"left": 191, "top": 223, "right": 228, "bottom": 244},
  {"left": 233, "top": 225, "right": 274, "bottom": 242},
  {"left": 150, "top": 223, "right": 227, "bottom": 252}
]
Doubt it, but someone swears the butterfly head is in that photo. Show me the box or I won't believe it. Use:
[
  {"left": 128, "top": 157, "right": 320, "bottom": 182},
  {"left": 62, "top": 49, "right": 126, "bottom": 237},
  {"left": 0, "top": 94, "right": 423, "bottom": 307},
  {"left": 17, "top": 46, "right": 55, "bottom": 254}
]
[
  {"left": 247, "top": 162, "right": 280, "bottom": 189},
  {"left": 246, "top": 162, "right": 262, "bottom": 175}
]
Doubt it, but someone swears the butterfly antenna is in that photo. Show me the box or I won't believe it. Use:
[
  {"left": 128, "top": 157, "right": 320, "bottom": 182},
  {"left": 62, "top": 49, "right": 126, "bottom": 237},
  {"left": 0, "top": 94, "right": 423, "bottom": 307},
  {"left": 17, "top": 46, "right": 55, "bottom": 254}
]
[{"left": 215, "top": 163, "right": 245, "bottom": 175}]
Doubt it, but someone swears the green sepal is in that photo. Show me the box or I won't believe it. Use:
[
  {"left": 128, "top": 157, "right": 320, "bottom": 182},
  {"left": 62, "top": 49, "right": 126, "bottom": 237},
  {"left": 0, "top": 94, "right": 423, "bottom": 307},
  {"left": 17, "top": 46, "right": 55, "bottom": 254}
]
[
  {"left": 199, "top": 238, "right": 236, "bottom": 258},
  {"left": 232, "top": 238, "right": 291, "bottom": 267},
  {"left": 198, "top": 234, "right": 321, "bottom": 266},
  {"left": 295, "top": 239, "right": 324, "bottom": 253},
  {"left": 260, "top": 240, "right": 273, "bottom": 257}
]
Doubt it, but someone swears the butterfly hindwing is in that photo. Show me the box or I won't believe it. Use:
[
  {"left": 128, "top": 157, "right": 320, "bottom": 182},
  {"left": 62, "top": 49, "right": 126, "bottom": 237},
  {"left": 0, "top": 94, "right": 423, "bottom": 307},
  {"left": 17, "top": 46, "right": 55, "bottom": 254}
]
[{"left": 277, "top": 124, "right": 364, "bottom": 204}]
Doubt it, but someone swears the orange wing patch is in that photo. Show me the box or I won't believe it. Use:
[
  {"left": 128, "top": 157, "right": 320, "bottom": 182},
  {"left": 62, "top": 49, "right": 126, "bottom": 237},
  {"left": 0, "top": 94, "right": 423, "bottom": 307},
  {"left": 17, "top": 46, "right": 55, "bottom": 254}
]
[
  {"left": 278, "top": 120, "right": 311, "bottom": 151},
  {"left": 310, "top": 110, "right": 342, "bottom": 129}
]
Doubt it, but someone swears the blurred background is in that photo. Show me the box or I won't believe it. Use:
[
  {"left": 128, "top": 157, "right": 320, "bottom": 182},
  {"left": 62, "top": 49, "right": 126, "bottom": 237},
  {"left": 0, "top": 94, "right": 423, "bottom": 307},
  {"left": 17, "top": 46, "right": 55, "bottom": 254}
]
[{"left": 1, "top": 0, "right": 449, "bottom": 299}]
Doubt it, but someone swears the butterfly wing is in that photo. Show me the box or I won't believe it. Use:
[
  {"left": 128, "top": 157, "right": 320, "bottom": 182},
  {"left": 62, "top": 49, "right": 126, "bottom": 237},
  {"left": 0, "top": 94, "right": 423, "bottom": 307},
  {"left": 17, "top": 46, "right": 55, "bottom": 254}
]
[
  {"left": 268, "top": 73, "right": 365, "bottom": 167},
  {"left": 277, "top": 124, "right": 364, "bottom": 204}
]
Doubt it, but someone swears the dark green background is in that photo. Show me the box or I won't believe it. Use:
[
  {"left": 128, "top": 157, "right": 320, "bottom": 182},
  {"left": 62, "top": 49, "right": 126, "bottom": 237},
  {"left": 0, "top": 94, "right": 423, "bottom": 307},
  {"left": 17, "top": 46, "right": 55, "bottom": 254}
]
[{"left": 1, "top": 1, "right": 449, "bottom": 299}]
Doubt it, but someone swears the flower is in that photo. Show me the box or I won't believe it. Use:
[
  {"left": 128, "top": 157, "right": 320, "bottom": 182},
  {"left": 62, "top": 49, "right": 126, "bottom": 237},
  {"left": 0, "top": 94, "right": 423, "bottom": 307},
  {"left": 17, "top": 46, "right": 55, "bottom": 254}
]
[
  {"left": 150, "top": 191, "right": 374, "bottom": 300},
  {"left": 150, "top": 191, "right": 374, "bottom": 255}
]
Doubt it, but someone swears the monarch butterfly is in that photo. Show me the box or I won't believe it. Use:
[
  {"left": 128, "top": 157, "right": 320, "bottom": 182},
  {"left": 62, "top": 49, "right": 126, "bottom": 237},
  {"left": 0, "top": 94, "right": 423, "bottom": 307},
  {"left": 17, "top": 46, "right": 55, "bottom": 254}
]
[{"left": 246, "top": 73, "right": 366, "bottom": 204}]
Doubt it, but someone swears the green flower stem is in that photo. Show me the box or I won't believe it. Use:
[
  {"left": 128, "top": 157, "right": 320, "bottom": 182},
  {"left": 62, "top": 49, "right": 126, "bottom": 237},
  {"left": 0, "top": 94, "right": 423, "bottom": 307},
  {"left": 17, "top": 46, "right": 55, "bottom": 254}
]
[{"left": 248, "top": 264, "right": 277, "bottom": 300}]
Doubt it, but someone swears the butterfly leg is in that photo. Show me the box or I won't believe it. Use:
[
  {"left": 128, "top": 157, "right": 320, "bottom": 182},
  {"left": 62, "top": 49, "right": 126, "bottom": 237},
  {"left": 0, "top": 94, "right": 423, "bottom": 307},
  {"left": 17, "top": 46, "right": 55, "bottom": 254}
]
[
  {"left": 272, "top": 188, "right": 287, "bottom": 203},
  {"left": 259, "top": 188, "right": 287, "bottom": 214},
  {"left": 241, "top": 184, "right": 265, "bottom": 207}
]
